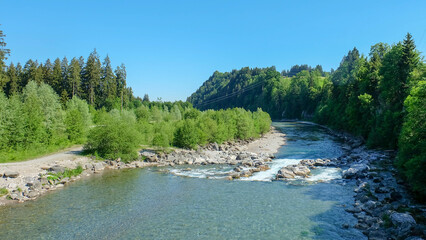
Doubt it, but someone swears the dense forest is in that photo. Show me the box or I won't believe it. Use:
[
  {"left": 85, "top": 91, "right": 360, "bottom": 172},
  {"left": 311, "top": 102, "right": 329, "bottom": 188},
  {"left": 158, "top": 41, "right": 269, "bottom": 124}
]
[
  {"left": 189, "top": 33, "right": 425, "bottom": 198},
  {"left": 0, "top": 28, "right": 271, "bottom": 163}
]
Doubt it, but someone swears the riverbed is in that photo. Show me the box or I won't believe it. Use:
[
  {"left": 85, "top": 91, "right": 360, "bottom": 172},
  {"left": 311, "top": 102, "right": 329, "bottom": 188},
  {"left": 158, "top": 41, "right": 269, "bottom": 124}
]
[{"left": 0, "top": 122, "right": 366, "bottom": 239}]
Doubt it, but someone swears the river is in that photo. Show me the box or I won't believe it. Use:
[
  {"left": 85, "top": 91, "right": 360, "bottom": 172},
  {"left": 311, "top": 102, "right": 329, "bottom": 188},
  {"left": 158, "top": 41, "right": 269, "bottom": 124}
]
[{"left": 0, "top": 122, "right": 366, "bottom": 239}]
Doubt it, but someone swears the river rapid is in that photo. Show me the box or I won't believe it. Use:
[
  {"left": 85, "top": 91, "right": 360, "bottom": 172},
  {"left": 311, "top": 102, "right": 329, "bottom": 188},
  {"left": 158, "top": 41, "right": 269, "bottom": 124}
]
[{"left": 0, "top": 122, "right": 366, "bottom": 240}]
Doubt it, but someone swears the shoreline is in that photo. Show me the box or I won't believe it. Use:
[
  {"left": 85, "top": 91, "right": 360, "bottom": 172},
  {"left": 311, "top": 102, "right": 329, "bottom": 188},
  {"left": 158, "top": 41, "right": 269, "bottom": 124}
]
[{"left": 0, "top": 127, "right": 286, "bottom": 206}]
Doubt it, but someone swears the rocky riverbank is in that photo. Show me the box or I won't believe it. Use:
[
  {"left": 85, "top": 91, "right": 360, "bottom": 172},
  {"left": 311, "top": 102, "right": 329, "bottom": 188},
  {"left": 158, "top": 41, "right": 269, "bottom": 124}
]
[
  {"left": 0, "top": 127, "right": 285, "bottom": 205},
  {"left": 273, "top": 123, "right": 426, "bottom": 240}
]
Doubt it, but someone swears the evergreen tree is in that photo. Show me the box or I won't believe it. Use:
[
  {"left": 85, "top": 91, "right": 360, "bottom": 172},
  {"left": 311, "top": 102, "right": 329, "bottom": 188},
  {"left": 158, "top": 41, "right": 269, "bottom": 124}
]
[
  {"left": 115, "top": 64, "right": 127, "bottom": 109},
  {"left": 101, "top": 55, "right": 116, "bottom": 107},
  {"left": 143, "top": 94, "right": 150, "bottom": 102},
  {"left": 22, "top": 60, "right": 41, "bottom": 88},
  {"left": 51, "top": 58, "right": 62, "bottom": 94},
  {"left": 68, "top": 57, "right": 81, "bottom": 97},
  {"left": 43, "top": 59, "right": 54, "bottom": 85},
  {"left": 5, "top": 63, "right": 18, "bottom": 96},
  {"left": 0, "top": 28, "right": 10, "bottom": 92},
  {"left": 61, "top": 57, "right": 69, "bottom": 97},
  {"left": 82, "top": 49, "right": 101, "bottom": 106}
]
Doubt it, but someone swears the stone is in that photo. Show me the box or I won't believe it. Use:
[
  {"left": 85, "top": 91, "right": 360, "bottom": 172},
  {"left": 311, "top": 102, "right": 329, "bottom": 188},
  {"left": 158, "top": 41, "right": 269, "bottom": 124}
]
[
  {"left": 3, "top": 171, "right": 19, "bottom": 178},
  {"left": 212, "top": 142, "right": 219, "bottom": 151},
  {"left": 342, "top": 163, "right": 369, "bottom": 179},
  {"left": 93, "top": 162, "right": 104, "bottom": 172},
  {"left": 7, "top": 182, "right": 18, "bottom": 190},
  {"left": 345, "top": 207, "right": 362, "bottom": 213},
  {"left": 258, "top": 165, "right": 270, "bottom": 171},
  {"left": 40, "top": 166, "right": 50, "bottom": 170},
  {"left": 290, "top": 165, "right": 310, "bottom": 177},
  {"left": 367, "top": 230, "right": 387, "bottom": 240},
  {"left": 49, "top": 165, "right": 65, "bottom": 173},
  {"left": 30, "top": 181, "right": 42, "bottom": 190},
  {"left": 405, "top": 237, "right": 424, "bottom": 240},
  {"left": 276, "top": 168, "right": 295, "bottom": 179},
  {"left": 390, "top": 212, "right": 416, "bottom": 226},
  {"left": 26, "top": 191, "right": 39, "bottom": 198},
  {"left": 84, "top": 163, "right": 93, "bottom": 170},
  {"left": 60, "top": 178, "right": 69, "bottom": 184}
]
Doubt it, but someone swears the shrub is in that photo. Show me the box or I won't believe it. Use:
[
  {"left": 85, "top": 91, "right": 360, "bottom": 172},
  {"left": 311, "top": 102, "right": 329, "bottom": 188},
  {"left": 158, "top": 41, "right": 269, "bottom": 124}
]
[
  {"left": 174, "top": 119, "right": 199, "bottom": 149},
  {"left": 84, "top": 110, "right": 141, "bottom": 162}
]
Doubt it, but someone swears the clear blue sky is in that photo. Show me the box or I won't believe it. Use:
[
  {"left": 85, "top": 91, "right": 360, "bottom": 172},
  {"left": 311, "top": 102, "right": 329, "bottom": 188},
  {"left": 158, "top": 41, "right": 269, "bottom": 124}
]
[{"left": 1, "top": 0, "right": 425, "bottom": 101}]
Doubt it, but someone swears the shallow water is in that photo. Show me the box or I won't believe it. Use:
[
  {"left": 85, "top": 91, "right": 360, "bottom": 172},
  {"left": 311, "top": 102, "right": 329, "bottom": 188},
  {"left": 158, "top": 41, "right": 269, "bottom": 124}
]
[{"left": 0, "top": 122, "right": 366, "bottom": 240}]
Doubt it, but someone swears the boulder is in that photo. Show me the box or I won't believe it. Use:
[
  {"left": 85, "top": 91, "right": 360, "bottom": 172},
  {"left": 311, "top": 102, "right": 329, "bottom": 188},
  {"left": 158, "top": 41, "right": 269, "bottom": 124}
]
[
  {"left": 345, "top": 206, "right": 362, "bottom": 213},
  {"left": 26, "top": 191, "right": 39, "bottom": 198},
  {"left": 290, "top": 165, "right": 310, "bottom": 177},
  {"left": 276, "top": 168, "right": 295, "bottom": 179},
  {"left": 342, "top": 163, "right": 369, "bottom": 179},
  {"left": 3, "top": 171, "right": 19, "bottom": 178},
  {"left": 49, "top": 165, "right": 65, "bottom": 173},
  {"left": 390, "top": 212, "right": 416, "bottom": 237},
  {"left": 84, "top": 163, "right": 93, "bottom": 170},
  {"left": 93, "top": 162, "right": 104, "bottom": 172},
  {"left": 390, "top": 212, "right": 416, "bottom": 226}
]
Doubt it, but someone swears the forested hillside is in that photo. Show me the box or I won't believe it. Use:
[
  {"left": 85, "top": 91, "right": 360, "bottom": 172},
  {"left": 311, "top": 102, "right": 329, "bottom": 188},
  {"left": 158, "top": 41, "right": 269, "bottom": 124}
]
[{"left": 189, "top": 33, "right": 425, "bottom": 198}]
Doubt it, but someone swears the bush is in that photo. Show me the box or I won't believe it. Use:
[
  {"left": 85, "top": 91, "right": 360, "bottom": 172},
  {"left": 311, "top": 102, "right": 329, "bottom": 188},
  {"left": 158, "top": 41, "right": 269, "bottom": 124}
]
[
  {"left": 174, "top": 119, "right": 199, "bottom": 149},
  {"left": 65, "top": 97, "right": 92, "bottom": 143},
  {"left": 84, "top": 110, "right": 141, "bottom": 162}
]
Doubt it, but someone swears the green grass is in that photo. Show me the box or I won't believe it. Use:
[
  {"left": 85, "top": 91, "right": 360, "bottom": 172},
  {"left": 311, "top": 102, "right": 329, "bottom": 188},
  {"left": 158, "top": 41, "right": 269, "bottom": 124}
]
[
  {"left": 47, "top": 165, "right": 84, "bottom": 182},
  {"left": 0, "top": 143, "right": 79, "bottom": 163},
  {"left": 0, "top": 188, "right": 8, "bottom": 197}
]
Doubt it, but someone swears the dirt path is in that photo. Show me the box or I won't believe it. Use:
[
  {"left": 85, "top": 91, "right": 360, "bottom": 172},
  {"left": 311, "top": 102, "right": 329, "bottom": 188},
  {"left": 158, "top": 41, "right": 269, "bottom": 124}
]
[{"left": 0, "top": 146, "right": 91, "bottom": 182}]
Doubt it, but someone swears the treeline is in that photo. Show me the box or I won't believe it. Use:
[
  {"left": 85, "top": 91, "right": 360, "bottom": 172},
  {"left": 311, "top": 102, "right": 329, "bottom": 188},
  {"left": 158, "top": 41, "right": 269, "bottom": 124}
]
[
  {"left": 0, "top": 48, "right": 139, "bottom": 110},
  {"left": 281, "top": 64, "right": 327, "bottom": 77},
  {"left": 189, "top": 33, "right": 425, "bottom": 199},
  {"left": 85, "top": 105, "right": 271, "bottom": 161}
]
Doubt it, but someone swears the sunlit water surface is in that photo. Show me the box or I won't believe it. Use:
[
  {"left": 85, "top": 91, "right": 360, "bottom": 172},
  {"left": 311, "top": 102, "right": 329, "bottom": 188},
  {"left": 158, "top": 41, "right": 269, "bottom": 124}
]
[{"left": 0, "top": 122, "right": 365, "bottom": 240}]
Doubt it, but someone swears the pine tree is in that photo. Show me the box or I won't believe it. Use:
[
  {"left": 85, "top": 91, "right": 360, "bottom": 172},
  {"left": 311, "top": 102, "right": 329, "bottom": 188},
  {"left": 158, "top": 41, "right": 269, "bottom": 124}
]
[
  {"left": 101, "top": 55, "right": 116, "bottom": 106},
  {"left": 82, "top": 49, "right": 101, "bottom": 106},
  {"left": 43, "top": 59, "right": 54, "bottom": 85},
  {"left": 5, "top": 63, "right": 18, "bottom": 96},
  {"left": 0, "top": 27, "right": 10, "bottom": 92},
  {"left": 22, "top": 60, "right": 42, "bottom": 88},
  {"left": 115, "top": 64, "right": 127, "bottom": 110},
  {"left": 61, "top": 57, "right": 69, "bottom": 97},
  {"left": 51, "top": 58, "right": 62, "bottom": 94},
  {"left": 68, "top": 57, "right": 81, "bottom": 97}
]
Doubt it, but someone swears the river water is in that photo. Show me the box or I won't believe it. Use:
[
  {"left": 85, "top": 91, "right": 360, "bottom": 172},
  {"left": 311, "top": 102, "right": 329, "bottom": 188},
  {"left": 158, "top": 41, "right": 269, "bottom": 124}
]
[{"left": 0, "top": 122, "right": 366, "bottom": 240}]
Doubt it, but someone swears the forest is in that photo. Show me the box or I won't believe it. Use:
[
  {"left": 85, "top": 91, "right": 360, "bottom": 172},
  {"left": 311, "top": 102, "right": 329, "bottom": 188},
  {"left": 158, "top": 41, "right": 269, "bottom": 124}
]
[
  {"left": 0, "top": 29, "right": 272, "bottom": 163},
  {"left": 189, "top": 33, "right": 425, "bottom": 198}
]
